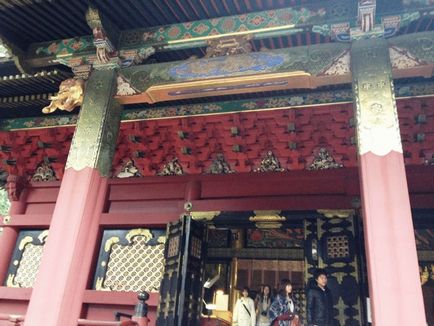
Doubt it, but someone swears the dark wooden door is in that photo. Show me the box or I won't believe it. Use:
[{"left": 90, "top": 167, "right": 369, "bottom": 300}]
[{"left": 156, "top": 215, "right": 206, "bottom": 326}]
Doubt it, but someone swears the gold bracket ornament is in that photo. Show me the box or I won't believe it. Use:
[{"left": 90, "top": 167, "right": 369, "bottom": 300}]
[
  {"left": 42, "top": 78, "right": 85, "bottom": 114},
  {"left": 204, "top": 34, "right": 252, "bottom": 58},
  {"left": 351, "top": 38, "right": 403, "bottom": 156}
]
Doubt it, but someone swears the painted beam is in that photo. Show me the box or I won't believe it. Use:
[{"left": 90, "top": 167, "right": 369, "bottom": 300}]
[
  {"left": 114, "top": 31, "right": 434, "bottom": 104},
  {"left": 1, "top": 80, "right": 434, "bottom": 131},
  {"left": 22, "top": 1, "right": 434, "bottom": 69}
]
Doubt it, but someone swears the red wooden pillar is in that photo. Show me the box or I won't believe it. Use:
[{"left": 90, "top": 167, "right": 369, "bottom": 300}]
[
  {"left": 0, "top": 178, "right": 27, "bottom": 285},
  {"left": 351, "top": 39, "right": 426, "bottom": 325},
  {"left": 24, "top": 70, "right": 122, "bottom": 326}
]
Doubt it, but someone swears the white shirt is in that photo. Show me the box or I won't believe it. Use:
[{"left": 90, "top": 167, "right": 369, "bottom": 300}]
[{"left": 233, "top": 297, "right": 256, "bottom": 326}]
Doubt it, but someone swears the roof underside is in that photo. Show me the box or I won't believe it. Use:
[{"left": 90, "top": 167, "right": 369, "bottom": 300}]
[{"left": 0, "top": 0, "right": 433, "bottom": 120}]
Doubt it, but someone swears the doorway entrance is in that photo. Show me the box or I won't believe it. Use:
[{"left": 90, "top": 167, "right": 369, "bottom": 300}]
[{"left": 156, "top": 210, "right": 365, "bottom": 326}]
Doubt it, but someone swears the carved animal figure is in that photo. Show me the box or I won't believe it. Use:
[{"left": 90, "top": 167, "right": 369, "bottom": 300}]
[{"left": 42, "top": 78, "right": 85, "bottom": 114}]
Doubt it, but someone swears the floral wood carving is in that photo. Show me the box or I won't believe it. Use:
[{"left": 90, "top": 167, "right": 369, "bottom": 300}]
[
  {"left": 254, "top": 151, "right": 285, "bottom": 172},
  {"left": 31, "top": 162, "right": 57, "bottom": 182},
  {"left": 115, "top": 159, "right": 141, "bottom": 178},
  {"left": 207, "top": 153, "right": 234, "bottom": 174},
  {"left": 308, "top": 148, "right": 343, "bottom": 170},
  {"left": 157, "top": 158, "right": 184, "bottom": 176},
  {"left": 42, "top": 78, "right": 85, "bottom": 114}
]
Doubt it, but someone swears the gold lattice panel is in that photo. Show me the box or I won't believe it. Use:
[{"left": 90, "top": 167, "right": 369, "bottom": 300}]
[
  {"left": 103, "top": 235, "right": 165, "bottom": 292},
  {"left": 327, "top": 235, "right": 350, "bottom": 259},
  {"left": 13, "top": 244, "right": 44, "bottom": 288}
]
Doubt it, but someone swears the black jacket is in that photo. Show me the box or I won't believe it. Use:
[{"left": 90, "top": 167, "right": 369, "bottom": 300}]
[{"left": 306, "top": 284, "right": 334, "bottom": 326}]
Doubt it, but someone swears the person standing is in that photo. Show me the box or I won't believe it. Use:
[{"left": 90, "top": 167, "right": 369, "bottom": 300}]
[
  {"left": 233, "top": 287, "right": 256, "bottom": 326},
  {"left": 256, "top": 284, "right": 273, "bottom": 326},
  {"left": 306, "top": 269, "right": 334, "bottom": 326},
  {"left": 269, "top": 279, "right": 300, "bottom": 326}
]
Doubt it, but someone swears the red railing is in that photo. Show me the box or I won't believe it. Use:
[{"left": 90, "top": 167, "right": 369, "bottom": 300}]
[{"left": 0, "top": 292, "right": 149, "bottom": 326}]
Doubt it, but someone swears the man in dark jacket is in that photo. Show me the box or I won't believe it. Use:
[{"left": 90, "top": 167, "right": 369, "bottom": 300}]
[{"left": 306, "top": 269, "right": 334, "bottom": 326}]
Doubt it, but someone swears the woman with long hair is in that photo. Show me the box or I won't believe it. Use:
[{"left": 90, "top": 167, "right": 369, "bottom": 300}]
[
  {"left": 256, "top": 284, "right": 272, "bottom": 326},
  {"left": 269, "top": 279, "right": 300, "bottom": 326}
]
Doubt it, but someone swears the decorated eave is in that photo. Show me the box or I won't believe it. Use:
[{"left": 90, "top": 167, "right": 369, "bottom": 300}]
[{"left": 0, "top": 0, "right": 433, "bottom": 121}]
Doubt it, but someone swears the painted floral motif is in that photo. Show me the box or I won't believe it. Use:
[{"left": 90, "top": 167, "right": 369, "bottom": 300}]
[
  {"left": 116, "top": 75, "right": 139, "bottom": 96},
  {"left": 219, "top": 18, "right": 236, "bottom": 33},
  {"left": 35, "top": 37, "right": 93, "bottom": 56},
  {"left": 136, "top": 6, "right": 328, "bottom": 46},
  {"left": 193, "top": 23, "right": 209, "bottom": 35},
  {"left": 167, "top": 26, "right": 182, "bottom": 38},
  {"left": 249, "top": 15, "right": 266, "bottom": 26}
]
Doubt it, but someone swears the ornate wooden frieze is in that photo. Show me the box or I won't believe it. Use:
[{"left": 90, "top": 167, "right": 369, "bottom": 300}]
[
  {"left": 2, "top": 96, "right": 434, "bottom": 179},
  {"left": 3, "top": 81, "right": 434, "bottom": 131},
  {"left": 65, "top": 70, "right": 122, "bottom": 177},
  {"left": 351, "top": 38, "right": 402, "bottom": 156},
  {"left": 93, "top": 228, "right": 166, "bottom": 292},
  {"left": 6, "top": 230, "right": 48, "bottom": 288}
]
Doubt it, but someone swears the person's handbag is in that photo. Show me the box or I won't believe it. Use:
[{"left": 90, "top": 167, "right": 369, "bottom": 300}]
[{"left": 272, "top": 314, "right": 300, "bottom": 326}]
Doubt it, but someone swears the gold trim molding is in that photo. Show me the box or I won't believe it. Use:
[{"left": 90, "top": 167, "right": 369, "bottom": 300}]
[
  {"left": 249, "top": 210, "right": 286, "bottom": 228},
  {"left": 190, "top": 211, "right": 220, "bottom": 222},
  {"left": 317, "top": 209, "right": 355, "bottom": 219}
]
